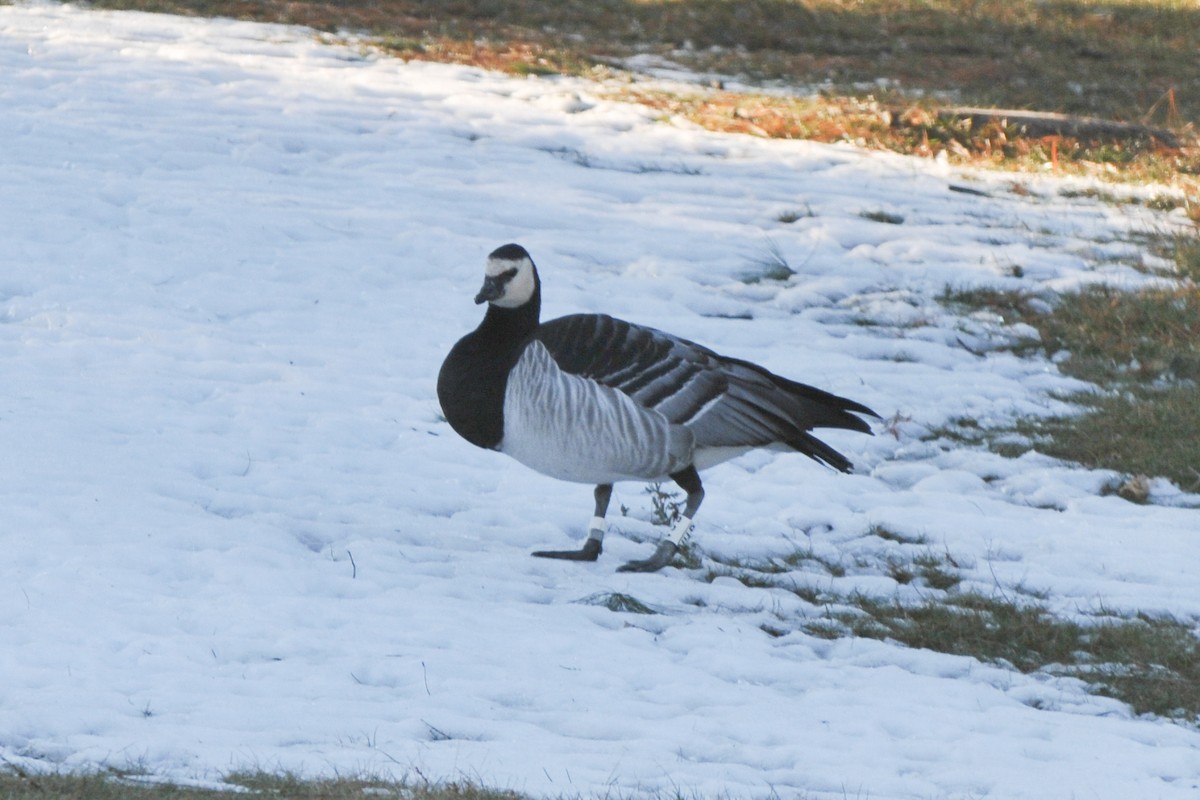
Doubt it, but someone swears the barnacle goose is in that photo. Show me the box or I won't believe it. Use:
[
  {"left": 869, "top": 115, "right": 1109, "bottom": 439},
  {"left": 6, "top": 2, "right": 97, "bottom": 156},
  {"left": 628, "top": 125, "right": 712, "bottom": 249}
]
[{"left": 437, "top": 244, "right": 879, "bottom": 573}]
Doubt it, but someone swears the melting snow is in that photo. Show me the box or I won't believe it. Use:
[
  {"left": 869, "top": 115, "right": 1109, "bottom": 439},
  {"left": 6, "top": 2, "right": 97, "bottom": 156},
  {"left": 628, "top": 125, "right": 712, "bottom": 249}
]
[{"left": 1, "top": 2, "right": 1197, "bottom": 798}]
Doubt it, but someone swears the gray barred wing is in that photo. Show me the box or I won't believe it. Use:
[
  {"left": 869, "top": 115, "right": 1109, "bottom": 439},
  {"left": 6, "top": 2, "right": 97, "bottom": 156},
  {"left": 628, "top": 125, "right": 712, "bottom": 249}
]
[
  {"left": 534, "top": 314, "right": 876, "bottom": 472},
  {"left": 533, "top": 314, "right": 728, "bottom": 427}
]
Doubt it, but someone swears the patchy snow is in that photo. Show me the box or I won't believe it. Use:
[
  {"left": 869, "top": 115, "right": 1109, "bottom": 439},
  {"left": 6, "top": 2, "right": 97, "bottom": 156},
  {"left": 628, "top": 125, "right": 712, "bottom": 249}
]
[{"left": 1, "top": 2, "right": 1197, "bottom": 798}]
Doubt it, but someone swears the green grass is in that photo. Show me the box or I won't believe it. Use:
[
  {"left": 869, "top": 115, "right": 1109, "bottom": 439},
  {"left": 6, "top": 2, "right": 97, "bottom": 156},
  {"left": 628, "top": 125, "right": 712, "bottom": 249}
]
[
  {"left": 859, "top": 209, "right": 906, "bottom": 225},
  {"left": 0, "top": 770, "right": 213, "bottom": 800},
  {"left": 1176, "top": 231, "right": 1200, "bottom": 281},
  {"left": 1036, "top": 284, "right": 1200, "bottom": 384},
  {"left": 643, "top": 481, "right": 684, "bottom": 527},
  {"left": 775, "top": 208, "right": 813, "bottom": 224},
  {"left": 940, "top": 281, "right": 1200, "bottom": 491},
  {"left": 0, "top": 769, "right": 525, "bottom": 800},
  {"left": 578, "top": 591, "right": 659, "bottom": 614},
  {"left": 226, "top": 772, "right": 523, "bottom": 799},
  {"left": 696, "top": 543, "right": 1200, "bottom": 721},
  {"left": 742, "top": 239, "right": 797, "bottom": 283},
  {"left": 826, "top": 593, "right": 1200, "bottom": 719},
  {"left": 1017, "top": 387, "right": 1200, "bottom": 492}
]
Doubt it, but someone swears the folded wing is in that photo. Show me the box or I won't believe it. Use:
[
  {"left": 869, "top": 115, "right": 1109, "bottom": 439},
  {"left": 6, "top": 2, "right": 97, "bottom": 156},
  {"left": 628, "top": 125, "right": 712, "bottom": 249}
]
[{"left": 534, "top": 314, "right": 877, "bottom": 472}]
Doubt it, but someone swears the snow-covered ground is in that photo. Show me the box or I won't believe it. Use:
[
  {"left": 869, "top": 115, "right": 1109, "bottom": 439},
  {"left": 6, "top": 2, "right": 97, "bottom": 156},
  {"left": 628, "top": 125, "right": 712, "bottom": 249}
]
[{"left": 2, "top": 2, "right": 1198, "bottom": 798}]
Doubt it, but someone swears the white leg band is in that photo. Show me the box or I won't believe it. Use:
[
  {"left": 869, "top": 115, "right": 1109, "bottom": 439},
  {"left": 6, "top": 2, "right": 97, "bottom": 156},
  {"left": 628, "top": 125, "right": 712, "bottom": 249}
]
[
  {"left": 665, "top": 517, "right": 693, "bottom": 547},
  {"left": 587, "top": 516, "right": 607, "bottom": 539}
]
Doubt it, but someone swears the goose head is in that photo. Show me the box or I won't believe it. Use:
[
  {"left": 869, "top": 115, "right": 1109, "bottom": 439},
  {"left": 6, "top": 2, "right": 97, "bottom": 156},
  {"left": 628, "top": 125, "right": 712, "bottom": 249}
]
[{"left": 475, "top": 243, "right": 539, "bottom": 309}]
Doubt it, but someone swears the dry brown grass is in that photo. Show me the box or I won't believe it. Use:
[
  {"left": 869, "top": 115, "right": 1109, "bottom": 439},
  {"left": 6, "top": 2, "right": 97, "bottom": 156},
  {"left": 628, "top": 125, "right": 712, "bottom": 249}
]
[
  {"left": 78, "top": 0, "right": 1200, "bottom": 210},
  {"left": 78, "top": 1, "right": 1200, "bottom": 123}
]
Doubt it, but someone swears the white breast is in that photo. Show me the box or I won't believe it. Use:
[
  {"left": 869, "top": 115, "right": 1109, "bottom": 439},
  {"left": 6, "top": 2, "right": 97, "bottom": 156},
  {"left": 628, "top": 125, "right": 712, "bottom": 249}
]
[{"left": 500, "top": 342, "right": 694, "bottom": 484}]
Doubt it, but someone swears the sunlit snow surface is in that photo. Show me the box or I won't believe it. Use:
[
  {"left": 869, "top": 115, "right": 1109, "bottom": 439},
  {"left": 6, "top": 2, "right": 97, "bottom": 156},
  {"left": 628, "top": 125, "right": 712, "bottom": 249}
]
[{"left": 2, "top": 2, "right": 1198, "bottom": 798}]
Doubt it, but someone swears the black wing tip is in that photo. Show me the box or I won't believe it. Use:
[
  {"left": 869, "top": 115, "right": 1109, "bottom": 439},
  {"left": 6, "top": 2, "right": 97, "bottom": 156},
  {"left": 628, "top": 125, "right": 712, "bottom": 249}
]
[
  {"left": 851, "top": 399, "right": 884, "bottom": 421},
  {"left": 789, "top": 399, "right": 880, "bottom": 473},
  {"left": 808, "top": 398, "right": 880, "bottom": 437},
  {"left": 789, "top": 432, "right": 859, "bottom": 474}
]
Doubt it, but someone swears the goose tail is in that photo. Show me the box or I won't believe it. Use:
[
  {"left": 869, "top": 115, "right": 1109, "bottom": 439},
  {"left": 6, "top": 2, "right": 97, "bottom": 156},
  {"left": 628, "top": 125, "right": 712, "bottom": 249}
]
[
  {"left": 779, "top": 377, "right": 879, "bottom": 432},
  {"left": 771, "top": 374, "right": 880, "bottom": 473}
]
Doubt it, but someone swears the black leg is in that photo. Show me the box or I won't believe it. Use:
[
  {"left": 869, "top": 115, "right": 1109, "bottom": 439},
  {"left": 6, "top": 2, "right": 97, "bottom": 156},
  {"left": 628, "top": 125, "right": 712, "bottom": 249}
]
[
  {"left": 592, "top": 483, "right": 613, "bottom": 518},
  {"left": 617, "top": 466, "right": 705, "bottom": 573},
  {"left": 531, "top": 484, "right": 612, "bottom": 562},
  {"left": 672, "top": 465, "right": 705, "bottom": 519}
]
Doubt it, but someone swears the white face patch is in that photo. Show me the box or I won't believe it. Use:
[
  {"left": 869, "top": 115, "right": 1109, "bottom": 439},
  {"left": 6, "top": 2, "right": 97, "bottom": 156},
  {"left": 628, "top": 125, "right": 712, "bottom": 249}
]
[{"left": 484, "top": 254, "right": 536, "bottom": 308}]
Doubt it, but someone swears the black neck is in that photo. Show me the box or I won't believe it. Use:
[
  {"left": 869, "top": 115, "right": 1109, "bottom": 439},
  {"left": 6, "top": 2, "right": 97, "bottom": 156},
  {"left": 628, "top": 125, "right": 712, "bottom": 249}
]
[
  {"left": 477, "top": 276, "right": 541, "bottom": 346},
  {"left": 436, "top": 276, "right": 542, "bottom": 451}
]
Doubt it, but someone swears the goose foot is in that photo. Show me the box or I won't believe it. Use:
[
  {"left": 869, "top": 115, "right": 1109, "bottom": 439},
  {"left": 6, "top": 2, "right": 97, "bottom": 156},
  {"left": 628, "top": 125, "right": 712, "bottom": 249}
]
[
  {"left": 616, "top": 541, "right": 678, "bottom": 573},
  {"left": 532, "top": 538, "right": 603, "bottom": 562}
]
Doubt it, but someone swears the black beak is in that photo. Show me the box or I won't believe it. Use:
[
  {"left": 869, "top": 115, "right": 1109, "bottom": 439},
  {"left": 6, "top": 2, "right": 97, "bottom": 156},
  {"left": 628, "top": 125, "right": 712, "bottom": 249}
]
[{"left": 474, "top": 275, "right": 505, "bottom": 305}]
